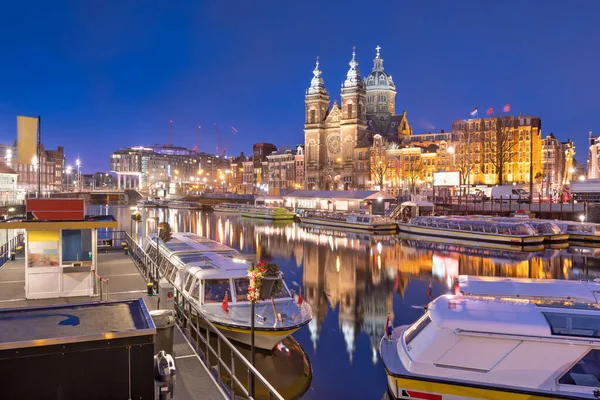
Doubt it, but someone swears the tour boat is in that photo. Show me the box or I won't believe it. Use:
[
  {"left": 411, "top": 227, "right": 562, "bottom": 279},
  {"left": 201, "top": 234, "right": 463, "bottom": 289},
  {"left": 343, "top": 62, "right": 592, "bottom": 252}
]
[
  {"left": 212, "top": 203, "right": 245, "bottom": 213},
  {"left": 397, "top": 216, "right": 546, "bottom": 248},
  {"left": 143, "top": 233, "right": 312, "bottom": 350},
  {"left": 241, "top": 205, "right": 296, "bottom": 221},
  {"left": 166, "top": 200, "right": 202, "bottom": 210},
  {"left": 466, "top": 215, "right": 569, "bottom": 245},
  {"left": 556, "top": 221, "right": 600, "bottom": 246},
  {"left": 380, "top": 277, "right": 600, "bottom": 399},
  {"left": 136, "top": 199, "right": 158, "bottom": 207},
  {"left": 297, "top": 210, "right": 398, "bottom": 233}
]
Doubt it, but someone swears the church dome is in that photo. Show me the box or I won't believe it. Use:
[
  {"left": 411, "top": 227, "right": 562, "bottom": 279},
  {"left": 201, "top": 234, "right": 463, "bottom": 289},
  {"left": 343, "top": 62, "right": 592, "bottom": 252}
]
[{"left": 365, "top": 46, "right": 395, "bottom": 91}]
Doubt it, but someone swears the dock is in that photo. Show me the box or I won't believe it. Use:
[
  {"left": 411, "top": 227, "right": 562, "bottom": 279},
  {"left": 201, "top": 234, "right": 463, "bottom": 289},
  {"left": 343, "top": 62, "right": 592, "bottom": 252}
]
[{"left": 0, "top": 252, "right": 226, "bottom": 400}]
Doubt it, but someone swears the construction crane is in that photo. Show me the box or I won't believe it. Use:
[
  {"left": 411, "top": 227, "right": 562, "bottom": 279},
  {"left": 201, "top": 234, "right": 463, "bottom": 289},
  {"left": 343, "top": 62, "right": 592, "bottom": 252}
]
[
  {"left": 168, "top": 120, "right": 173, "bottom": 145},
  {"left": 214, "top": 123, "right": 238, "bottom": 157}
]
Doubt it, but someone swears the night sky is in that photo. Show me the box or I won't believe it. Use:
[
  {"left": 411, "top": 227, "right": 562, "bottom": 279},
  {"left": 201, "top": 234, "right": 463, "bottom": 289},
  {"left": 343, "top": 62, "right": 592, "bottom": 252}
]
[{"left": 0, "top": 0, "right": 598, "bottom": 172}]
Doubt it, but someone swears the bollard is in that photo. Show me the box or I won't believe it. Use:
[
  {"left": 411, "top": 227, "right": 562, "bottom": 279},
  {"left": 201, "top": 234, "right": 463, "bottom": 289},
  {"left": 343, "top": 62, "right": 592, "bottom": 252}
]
[{"left": 147, "top": 282, "right": 154, "bottom": 296}]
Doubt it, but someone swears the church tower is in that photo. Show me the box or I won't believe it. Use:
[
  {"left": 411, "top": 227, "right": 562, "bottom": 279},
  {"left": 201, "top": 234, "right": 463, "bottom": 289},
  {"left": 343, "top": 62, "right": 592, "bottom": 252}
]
[
  {"left": 338, "top": 47, "right": 367, "bottom": 189},
  {"left": 304, "top": 57, "right": 330, "bottom": 190},
  {"left": 365, "top": 46, "right": 396, "bottom": 117}
]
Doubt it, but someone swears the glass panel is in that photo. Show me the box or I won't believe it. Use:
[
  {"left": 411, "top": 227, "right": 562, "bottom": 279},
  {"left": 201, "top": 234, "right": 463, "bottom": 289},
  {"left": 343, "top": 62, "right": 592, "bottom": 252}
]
[
  {"left": 234, "top": 278, "right": 250, "bottom": 302},
  {"left": 405, "top": 314, "right": 431, "bottom": 345},
  {"left": 544, "top": 312, "right": 600, "bottom": 338},
  {"left": 204, "top": 279, "right": 231, "bottom": 303},
  {"left": 184, "top": 275, "right": 194, "bottom": 292},
  {"left": 190, "top": 280, "right": 200, "bottom": 300},
  {"left": 559, "top": 350, "right": 600, "bottom": 386}
]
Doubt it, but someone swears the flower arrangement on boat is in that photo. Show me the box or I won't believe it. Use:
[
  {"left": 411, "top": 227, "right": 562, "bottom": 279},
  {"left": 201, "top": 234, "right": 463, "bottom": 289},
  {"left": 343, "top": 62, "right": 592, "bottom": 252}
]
[
  {"left": 158, "top": 222, "right": 173, "bottom": 243},
  {"left": 247, "top": 260, "right": 283, "bottom": 303}
]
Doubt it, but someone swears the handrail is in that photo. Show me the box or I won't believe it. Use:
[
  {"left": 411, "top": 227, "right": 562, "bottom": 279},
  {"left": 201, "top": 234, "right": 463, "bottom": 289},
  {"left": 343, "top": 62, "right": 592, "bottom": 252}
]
[
  {"left": 125, "top": 233, "right": 284, "bottom": 400},
  {"left": 94, "top": 270, "right": 110, "bottom": 301}
]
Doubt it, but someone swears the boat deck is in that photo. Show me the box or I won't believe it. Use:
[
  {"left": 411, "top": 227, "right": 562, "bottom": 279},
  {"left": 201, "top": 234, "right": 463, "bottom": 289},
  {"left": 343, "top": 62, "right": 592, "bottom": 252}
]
[{"left": 0, "top": 252, "right": 225, "bottom": 400}]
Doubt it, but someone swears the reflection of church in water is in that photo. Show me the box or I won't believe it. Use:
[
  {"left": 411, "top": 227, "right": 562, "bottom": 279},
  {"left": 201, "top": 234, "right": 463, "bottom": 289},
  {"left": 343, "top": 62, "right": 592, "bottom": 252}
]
[{"left": 303, "top": 239, "right": 397, "bottom": 365}]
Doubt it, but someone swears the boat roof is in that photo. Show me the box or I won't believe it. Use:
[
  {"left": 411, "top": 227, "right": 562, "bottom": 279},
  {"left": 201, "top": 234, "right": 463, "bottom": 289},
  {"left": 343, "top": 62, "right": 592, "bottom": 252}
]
[
  {"left": 284, "top": 190, "right": 396, "bottom": 201},
  {"left": 458, "top": 275, "right": 600, "bottom": 303},
  {"left": 428, "top": 295, "right": 553, "bottom": 338},
  {"left": 147, "top": 232, "right": 239, "bottom": 255},
  {"left": 182, "top": 256, "right": 250, "bottom": 280}
]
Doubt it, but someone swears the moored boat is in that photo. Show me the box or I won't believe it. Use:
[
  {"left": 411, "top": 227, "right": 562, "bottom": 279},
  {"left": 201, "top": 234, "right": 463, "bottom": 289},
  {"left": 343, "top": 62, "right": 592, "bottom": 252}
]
[
  {"left": 466, "top": 215, "right": 569, "bottom": 244},
  {"left": 380, "top": 278, "right": 600, "bottom": 399},
  {"left": 241, "top": 205, "right": 296, "bottom": 220},
  {"left": 166, "top": 200, "right": 202, "bottom": 210},
  {"left": 556, "top": 221, "right": 600, "bottom": 246},
  {"left": 144, "top": 233, "right": 312, "bottom": 349},
  {"left": 136, "top": 199, "right": 158, "bottom": 207},
  {"left": 212, "top": 202, "right": 245, "bottom": 213},
  {"left": 397, "top": 216, "right": 546, "bottom": 247},
  {"left": 298, "top": 210, "right": 398, "bottom": 233}
]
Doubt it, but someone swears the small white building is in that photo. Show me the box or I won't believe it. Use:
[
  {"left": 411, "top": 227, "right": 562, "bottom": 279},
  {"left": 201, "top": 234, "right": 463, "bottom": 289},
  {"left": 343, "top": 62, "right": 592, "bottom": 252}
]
[
  {"left": 283, "top": 190, "right": 395, "bottom": 215},
  {"left": 0, "top": 163, "right": 20, "bottom": 204}
]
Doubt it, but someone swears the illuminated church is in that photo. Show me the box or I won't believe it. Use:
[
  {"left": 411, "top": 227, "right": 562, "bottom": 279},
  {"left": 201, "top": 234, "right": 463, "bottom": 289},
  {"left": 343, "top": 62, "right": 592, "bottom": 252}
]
[{"left": 304, "top": 46, "right": 412, "bottom": 190}]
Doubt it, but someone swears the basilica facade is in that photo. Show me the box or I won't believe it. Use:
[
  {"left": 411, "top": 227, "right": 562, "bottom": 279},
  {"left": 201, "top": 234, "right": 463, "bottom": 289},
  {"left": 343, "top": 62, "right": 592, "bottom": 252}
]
[{"left": 304, "top": 46, "right": 411, "bottom": 190}]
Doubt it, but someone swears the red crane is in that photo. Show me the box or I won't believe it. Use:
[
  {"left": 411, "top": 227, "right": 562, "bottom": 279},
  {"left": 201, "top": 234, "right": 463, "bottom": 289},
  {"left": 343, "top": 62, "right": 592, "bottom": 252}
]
[{"left": 214, "top": 124, "right": 238, "bottom": 157}]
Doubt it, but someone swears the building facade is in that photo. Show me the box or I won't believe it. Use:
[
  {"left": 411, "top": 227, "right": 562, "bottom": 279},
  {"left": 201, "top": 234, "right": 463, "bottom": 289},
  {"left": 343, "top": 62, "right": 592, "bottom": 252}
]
[
  {"left": 451, "top": 115, "right": 542, "bottom": 187},
  {"left": 0, "top": 143, "right": 64, "bottom": 193},
  {"left": 266, "top": 149, "right": 296, "bottom": 195},
  {"left": 542, "top": 134, "right": 575, "bottom": 196},
  {"left": 304, "top": 46, "right": 411, "bottom": 190}
]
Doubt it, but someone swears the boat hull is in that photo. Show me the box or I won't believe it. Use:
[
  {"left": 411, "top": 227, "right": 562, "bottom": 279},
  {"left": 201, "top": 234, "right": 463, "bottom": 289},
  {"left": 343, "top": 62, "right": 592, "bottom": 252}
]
[
  {"left": 299, "top": 217, "right": 397, "bottom": 233},
  {"left": 397, "top": 224, "right": 545, "bottom": 246},
  {"left": 241, "top": 212, "right": 295, "bottom": 220},
  {"left": 212, "top": 322, "right": 302, "bottom": 350}
]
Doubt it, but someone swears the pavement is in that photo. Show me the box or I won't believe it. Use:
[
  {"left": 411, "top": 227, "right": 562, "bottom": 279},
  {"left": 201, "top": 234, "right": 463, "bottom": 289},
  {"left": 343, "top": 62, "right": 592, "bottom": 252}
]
[{"left": 0, "top": 251, "right": 225, "bottom": 400}]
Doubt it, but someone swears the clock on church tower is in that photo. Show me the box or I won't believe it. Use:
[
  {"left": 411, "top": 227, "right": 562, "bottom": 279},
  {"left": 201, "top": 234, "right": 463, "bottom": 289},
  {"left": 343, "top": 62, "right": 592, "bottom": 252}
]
[{"left": 327, "top": 136, "right": 341, "bottom": 154}]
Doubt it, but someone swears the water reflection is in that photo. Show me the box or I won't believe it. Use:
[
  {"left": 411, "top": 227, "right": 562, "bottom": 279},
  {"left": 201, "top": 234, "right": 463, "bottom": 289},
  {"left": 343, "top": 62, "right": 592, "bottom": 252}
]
[{"left": 102, "top": 205, "right": 600, "bottom": 400}]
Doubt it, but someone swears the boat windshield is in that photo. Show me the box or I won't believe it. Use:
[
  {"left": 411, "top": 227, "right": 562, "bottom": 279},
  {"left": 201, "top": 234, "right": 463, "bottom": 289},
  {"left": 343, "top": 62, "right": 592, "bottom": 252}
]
[
  {"left": 559, "top": 349, "right": 600, "bottom": 386},
  {"left": 404, "top": 313, "right": 432, "bottom": 346},
  {"left": 204, "top": 279, "right": 231, "bottom": 304},
  {"left": 233, "top": 277, "right": 290, "bottom": 301}
]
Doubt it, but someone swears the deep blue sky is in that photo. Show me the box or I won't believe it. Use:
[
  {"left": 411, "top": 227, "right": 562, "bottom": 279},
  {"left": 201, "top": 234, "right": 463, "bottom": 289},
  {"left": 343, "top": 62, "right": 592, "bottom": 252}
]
[{"left": 0, "top": 0, "right": 597, "bottom": 172}]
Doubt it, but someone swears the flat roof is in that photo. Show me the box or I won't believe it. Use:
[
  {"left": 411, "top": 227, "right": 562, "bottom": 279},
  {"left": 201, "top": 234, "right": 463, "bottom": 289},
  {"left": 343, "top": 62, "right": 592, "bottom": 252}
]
[
  {"left": 148, "top": 232, "right": 238, "bottom": 254},
  {"left": 0, "top": 299, "right": 155, "bottom": 350},
  {"left": 0, "top": 220, "right": 118, "bottom": 230}
]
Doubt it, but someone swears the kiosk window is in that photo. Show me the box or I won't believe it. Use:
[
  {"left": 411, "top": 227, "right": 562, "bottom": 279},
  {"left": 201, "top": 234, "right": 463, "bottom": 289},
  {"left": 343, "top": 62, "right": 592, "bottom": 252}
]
[{"left": 204, "top": 279, "right": 231, "bottom": 303}]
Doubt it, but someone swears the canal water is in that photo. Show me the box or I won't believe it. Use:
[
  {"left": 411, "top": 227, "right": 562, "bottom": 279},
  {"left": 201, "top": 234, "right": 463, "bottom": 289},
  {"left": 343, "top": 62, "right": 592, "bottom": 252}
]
[{"left": 96, "top": 205, "right": 600, "bottom": 399}]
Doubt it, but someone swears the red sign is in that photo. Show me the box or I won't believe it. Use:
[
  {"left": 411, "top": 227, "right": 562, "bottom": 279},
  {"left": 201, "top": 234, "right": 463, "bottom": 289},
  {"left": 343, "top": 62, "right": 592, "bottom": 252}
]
[{"left": 27, "top": 198, "right": 85, "bottom": 221}]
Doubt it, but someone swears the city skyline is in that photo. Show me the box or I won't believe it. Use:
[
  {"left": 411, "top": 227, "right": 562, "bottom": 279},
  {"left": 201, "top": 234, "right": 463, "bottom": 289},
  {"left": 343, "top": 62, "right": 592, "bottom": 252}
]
[{"left": 0, "top": 1, "right": 598, "bottom": 172}]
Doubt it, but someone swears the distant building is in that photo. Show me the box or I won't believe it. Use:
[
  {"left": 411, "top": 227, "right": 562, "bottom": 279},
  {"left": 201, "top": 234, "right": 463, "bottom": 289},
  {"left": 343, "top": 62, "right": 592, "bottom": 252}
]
[
  {"left": 252, "top": 142, "right": 277, "bottom": 191},
  {"left": 229, "top": 152, "right": 247, "bottom": 194},
  {"left": 295, "top": 145, "right": 305, "bottom": 190},
  {"left": 542, "top": 133, "right": 575, "bottom": 195},
  {"left": 451, "top": 115, "right": 542, "bottom": 186},
  {"left": 588, "top": 131, "right": 600, "bottom": 179},
  {"left": 82, "top": 172, "right": 115, "bottom": 190},
  {"left": 266, "top": 149, "right": 296, "bottom": 195},
  {"left": 0, "top": 143, "right": 65, "bottom": 193},
  {"left": 0, "top": 163, "right": 19, "bottom": 203}
]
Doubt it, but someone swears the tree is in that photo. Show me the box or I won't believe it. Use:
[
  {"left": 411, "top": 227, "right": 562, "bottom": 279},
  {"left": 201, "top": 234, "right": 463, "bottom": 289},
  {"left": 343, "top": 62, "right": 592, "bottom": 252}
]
[
  {"left": 487, "top": 117, "right": 518, "bottom": 186},
  {"left": 405, "top": 156, "right": 423, "bottom": 194},
  {"left": 370, "top": 134, "right": 389, "bottom": 189}
]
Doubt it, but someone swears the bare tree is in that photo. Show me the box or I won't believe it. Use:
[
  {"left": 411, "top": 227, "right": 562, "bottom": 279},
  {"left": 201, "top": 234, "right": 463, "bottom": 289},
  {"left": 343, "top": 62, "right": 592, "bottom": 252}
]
[
  {"left": 370, "top": 134, "right": 389, "bottom": 189},
  {"left": 487, "top": 117, "right": 518, "bottom": 186},
  {"left": 405, "top": 156, "right": 423, "bottom": 194}
]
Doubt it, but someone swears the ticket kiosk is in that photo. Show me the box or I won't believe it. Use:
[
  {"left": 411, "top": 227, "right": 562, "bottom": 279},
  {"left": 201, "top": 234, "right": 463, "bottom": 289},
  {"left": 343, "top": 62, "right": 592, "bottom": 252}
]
[{"left": 2, "top": 199, "right": 118, "bottom": 299}]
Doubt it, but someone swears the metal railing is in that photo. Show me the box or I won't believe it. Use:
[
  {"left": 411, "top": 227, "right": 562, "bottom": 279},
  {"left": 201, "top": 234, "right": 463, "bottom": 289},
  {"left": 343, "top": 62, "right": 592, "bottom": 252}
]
[
  {"left": 125, "top": 233, "right": 284, "bottom": 400},
  {"left": 94, "top": 270, "right": 110, "bottom": 301},
  {"left": 0, "top": 232, "right": 24, "bottom": 269}
]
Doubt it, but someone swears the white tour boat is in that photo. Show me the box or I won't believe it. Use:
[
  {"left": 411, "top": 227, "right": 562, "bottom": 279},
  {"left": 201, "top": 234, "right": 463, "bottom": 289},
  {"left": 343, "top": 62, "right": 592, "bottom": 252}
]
[
  {"left": 241, "top": 205, "right": 296, "bottom": 221},
  {"left": 166, "top": 200, "right": 202, "bottom": 210},
  {"left": 380, "top": 277, "right": 600, "bottom": 399},
  {"left": 556, "top": 221, "right": 600, "bottom": 246},
  {"left": 144, "top": 233, "right": 312, "bottom": 350},
  {"left": 398, "top": 216, "right": 547, "bottom": 249},
  {"left": 466, "top": 215, "right": 569, "bottom": 244},
  {"left": 297, "top": 210, "right": 398, "bottom": 233},
  {"left": 212, "top": 203, "right": 245, "bottom": 213},
  {"left": 136, "top": 199, "right": 158, "bottom": 207}
]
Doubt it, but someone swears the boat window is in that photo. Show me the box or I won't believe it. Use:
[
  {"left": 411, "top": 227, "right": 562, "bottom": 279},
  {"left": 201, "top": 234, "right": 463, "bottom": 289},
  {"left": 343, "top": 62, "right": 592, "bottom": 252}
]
[
  {"left": 558, "top": 349, "right": 600, "bottom": 386},
  {"left": 234, "top": 278, "right": 250, "bottom": 301},
  {"left": 164, "top": 263, "right": 173, "bottom": 279},
  {"left": 204, "top": 279, "right": 231, "bottom": 303},
  {"left": 169, "top": 266, "right": 178, "bottom": 282},
  {"left": 271, "top": 280, "right": 290, "bottom": 299},
  {"left": 405, "top": 314, "right": 432, "bottom": 346},
  {"left": 190, "top": 280, "right": 200, "bottom": 300},
  {"left": 543, "top": 312, "right": 600, "bottom": 338},
  {"left": 184, "top": 275, "right": 194, "bottom": 293}
]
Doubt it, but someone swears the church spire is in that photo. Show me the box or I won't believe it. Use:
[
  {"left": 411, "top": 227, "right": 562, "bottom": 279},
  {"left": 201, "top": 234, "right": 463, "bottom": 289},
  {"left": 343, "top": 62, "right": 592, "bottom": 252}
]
[
  {"left": 308, "top": 56, "right": 327, "bottom": 95},
  {"left": 372, "top": 45, "right": 384, "bottom": 72},
  {"left": 343, "top": 46, "right": 363, "bottom": 89}
]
